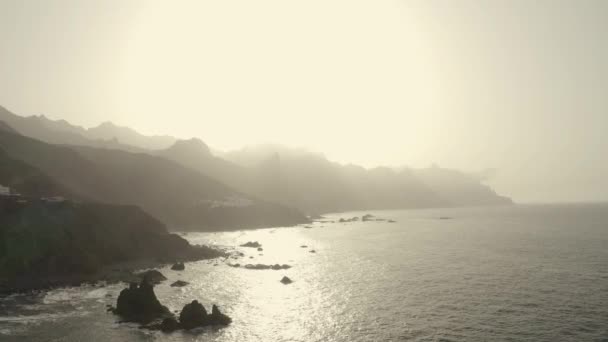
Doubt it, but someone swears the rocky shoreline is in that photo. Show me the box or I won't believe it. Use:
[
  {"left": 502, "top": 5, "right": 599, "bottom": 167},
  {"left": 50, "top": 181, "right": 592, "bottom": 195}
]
[{"left": 0, "top": 246, "right": 225, "bottom": 295}]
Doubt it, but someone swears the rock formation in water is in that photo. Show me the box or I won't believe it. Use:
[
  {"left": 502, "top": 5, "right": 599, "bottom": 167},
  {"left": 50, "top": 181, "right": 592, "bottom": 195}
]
[
  {"left": 171, "top": 262, "right": 185, "bottom": 271},
  {"left": 113, "top": 280, "right": 171, "bottom": 324},
  {"left": 170, "top": 280, "right": 189, "bottom": 287},
  {"left": 113, "top": 282, "right": 231, "bottom": 331},
  {"left": 240, "top": 241, "right": 262, "bottom": 248}
]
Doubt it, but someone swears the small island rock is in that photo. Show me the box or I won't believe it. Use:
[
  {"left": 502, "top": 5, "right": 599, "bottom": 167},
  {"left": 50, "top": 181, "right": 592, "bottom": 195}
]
[
  {"left": 171, "top": 262, "right": 185, "bottom": 271},
  {"left": 240, "top": 241, "right": 261, "bottom": 248},
  {"left": 170, "top": 280, "right": 189, "bottom": 287},
  {"left": 113, "top": 280, "right": 171, "bottom": 323}
]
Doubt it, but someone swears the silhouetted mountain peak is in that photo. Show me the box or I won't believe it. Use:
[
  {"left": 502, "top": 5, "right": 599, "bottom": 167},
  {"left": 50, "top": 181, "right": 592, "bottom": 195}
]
[
  {"left": 86, "top": 121, "right": 176, "bottom": 150},
  {"left": 90, "top": 121, "right": 136, "bottom": 135},
  {"left": 167, "top": 138, "right": 212, "bottom": 157}
]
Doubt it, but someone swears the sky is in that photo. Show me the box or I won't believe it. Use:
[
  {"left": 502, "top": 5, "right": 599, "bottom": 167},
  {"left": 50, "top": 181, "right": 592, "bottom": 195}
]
[{"left": 0, "top": 0, "right": 607, "bottom": 203}]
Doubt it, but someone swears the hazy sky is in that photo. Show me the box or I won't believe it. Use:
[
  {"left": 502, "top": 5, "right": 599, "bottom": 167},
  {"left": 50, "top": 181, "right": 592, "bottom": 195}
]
[{"left": 1, "top": 0, "right": 607, "bottom": 203}]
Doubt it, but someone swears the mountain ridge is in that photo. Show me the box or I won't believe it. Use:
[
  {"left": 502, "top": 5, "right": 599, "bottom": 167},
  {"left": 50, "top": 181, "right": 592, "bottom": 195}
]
[{"left": 0, "top": 106, "right": 512, "bottom": 217}]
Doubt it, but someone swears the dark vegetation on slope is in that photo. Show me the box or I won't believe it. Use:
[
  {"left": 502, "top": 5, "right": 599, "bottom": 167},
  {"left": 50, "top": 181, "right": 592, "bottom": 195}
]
[{"left": 0, "top": 197, "right": 223, "bottom": 293}]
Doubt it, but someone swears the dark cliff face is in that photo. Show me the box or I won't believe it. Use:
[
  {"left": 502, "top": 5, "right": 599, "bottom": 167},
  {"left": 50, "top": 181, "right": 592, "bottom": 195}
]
[{"left": 0, "top": 198, "right": 221, "bottom": 280}]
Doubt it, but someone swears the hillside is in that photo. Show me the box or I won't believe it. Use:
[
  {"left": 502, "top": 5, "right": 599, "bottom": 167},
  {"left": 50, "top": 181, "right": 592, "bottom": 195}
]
[
  {"left": 0, "top": 129, "right": 308, "bottom": 230},
  {"left": 219, "top": 145, "right": 511, "bottom": 213},
  {"left": 0, "top": 197, "right": 223, "bottom": 292}
]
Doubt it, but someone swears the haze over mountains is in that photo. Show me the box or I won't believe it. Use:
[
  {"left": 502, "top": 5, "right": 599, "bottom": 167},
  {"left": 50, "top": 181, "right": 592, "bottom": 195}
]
[{"left": 0, "top": 105, "right": 511, "bottom": 230}]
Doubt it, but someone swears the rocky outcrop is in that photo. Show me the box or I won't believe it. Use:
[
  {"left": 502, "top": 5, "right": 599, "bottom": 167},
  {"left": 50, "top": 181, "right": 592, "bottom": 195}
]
[
  {"left": 179, "top": 300, "right": 208, "bottom": 330},
  {"left": 171, "top": 262, "right": 185, "bottom": 271},
  {"left": 113, "top": 280, "right": 171, "bottom": 324},
  {"left": 240, "top": 241, "right": 261, "bottom": 248},
  {"left": 160, "top": 317, "right": 180, "bottom": 332},
  {"left": 178, "top": 300, "right": 232, "bottom": 330},
  {"left": 280, "top": 276, "right": 293, "bottom": 284},
  {"left": 0, "top": 197, "right": 225, "bottom": 294},
  {"left": 170, "top": 280, "right": 189, "bottom": 287},
  {"left": 138, "top": 270, "right": 167, "bottom": 285},
  {"left": 362, "top": 214, "right": 374, "bottom": 221},
  {"left": 243, "top": 264, "right": 291, "bottom": 270},
  {"left": 113, "top": 282, "right": 231, "bottom": 332}
]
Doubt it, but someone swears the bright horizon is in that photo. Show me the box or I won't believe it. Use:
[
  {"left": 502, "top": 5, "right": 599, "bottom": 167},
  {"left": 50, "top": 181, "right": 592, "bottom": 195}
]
[{"left": 1, "top": 0, "right": 607, "bottom": 203}]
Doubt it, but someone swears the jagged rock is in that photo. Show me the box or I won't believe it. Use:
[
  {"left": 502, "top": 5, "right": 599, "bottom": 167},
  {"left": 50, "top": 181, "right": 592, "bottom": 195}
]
[
  {"left": 138, "top": 270, "right": 167, "bottom": 285},
  {"left": 240, "top": 241, "right": 261, "bottom": 248},
  {"left": 170, "top": 280, "right": 189, "bottom": 287},
  {"left": 280, "top": 276, "right": 293, "bottom": 284},
  {"left": 176, "top": 301, "right": 232, "bottom": 330},
  {"left": 208, "top": 304, "right": 232, "bottom": 325},
  {"left": 179, "top": 300, "right": 207, "bottom": 330},
  {"left": 171, "top": 262, "right": 185, "bottom": 271},
  {"left": 114, "top": 280, "right": 171, "bottom": 323}
]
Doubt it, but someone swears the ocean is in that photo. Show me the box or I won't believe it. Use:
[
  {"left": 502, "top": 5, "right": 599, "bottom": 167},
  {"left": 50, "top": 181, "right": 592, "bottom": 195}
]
[{"left": 1, "top": 203, "right": 607, "bottom": 341}]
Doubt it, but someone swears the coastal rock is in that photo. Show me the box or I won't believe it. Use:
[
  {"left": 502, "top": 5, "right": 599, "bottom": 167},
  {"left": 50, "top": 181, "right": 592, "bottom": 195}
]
[
  {"left": 257, "top": 247, "right": 263, "bottom": 251},
  {"left": 362, "top": 214, "right": 374, "bottom": 221},
  {"left": 280, "top": 276, "right": 293, "bottom": 284},
  {"left": 208, "top": 304, "right": 232, "bottom": 326},
  {"left": 170, "top": 280, "right": 189, "bottom": 287},
  {"left": 114, "top": 280, "right": 171, "bottom": 323},
  {"left": 300, "top": 245, "right": 308, "bottom": 248},
  {"left": 309, "top": 250, "right": 316, "bottom": 253},
  {"left": 179, "top": 300, "right": 207, "bottom": 330},
  {"left": 339, "top": 217, "right": 360, "bottom": 223},
  {"left": 171, "top": 262, "right": 185, "bottom": 271},
  {"left": 138, "top": 270, "right": 167, "bottom": 285},
  {"left": 178, "top": 301, "right": 231, "bottom": 329},
  {"left": 160, "top": 317, "right": 180, "bottom": 332},
  {"left": 240, "top": 241, "right": 261, "bottom": 248}
]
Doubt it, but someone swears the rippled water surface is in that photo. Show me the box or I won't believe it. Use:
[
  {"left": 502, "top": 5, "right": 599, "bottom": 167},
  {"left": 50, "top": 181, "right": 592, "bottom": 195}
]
[{"left": 1, "top": 204, "right": 607, "bottom": 341}]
